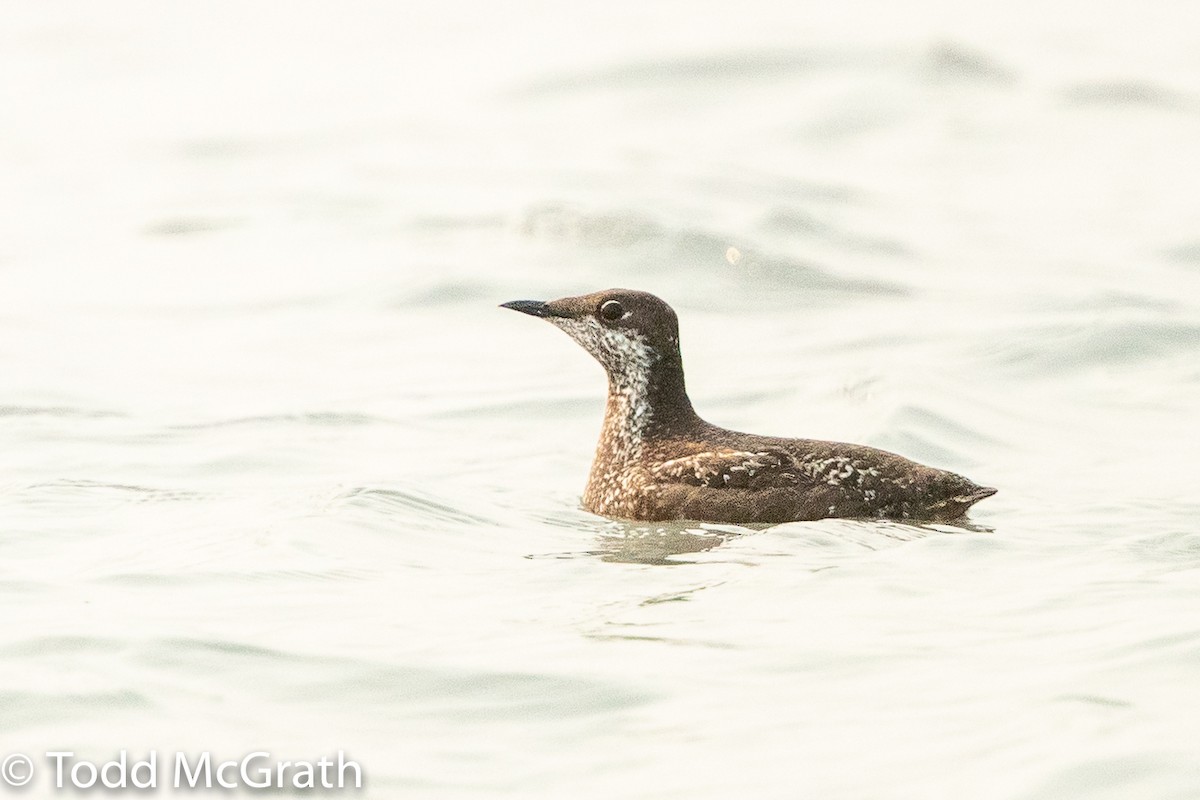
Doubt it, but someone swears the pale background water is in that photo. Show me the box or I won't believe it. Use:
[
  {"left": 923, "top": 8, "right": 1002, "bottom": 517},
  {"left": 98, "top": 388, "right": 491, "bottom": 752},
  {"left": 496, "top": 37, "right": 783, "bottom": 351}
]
[{"left": 3, "top": 2, "right": 1200, "bottom": 797}]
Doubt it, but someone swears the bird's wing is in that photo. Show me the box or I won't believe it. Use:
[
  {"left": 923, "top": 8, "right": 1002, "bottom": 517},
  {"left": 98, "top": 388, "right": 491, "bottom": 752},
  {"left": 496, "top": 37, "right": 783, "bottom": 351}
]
[
  {"left": 650, "top": 449, "right": 807, "bottom": 490},
  {"left": 646, "top": 448, "right": 899, "bottom": 523},
  {"left": 650, "top": 448, "right": 890, "bottom": 491}
]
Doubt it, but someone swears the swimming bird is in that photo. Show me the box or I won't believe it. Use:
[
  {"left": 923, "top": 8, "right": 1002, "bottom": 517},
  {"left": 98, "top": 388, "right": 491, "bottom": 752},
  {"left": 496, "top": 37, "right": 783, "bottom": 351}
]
[{"left": 502, "top": 289, "right": 996, "bottom": 524}]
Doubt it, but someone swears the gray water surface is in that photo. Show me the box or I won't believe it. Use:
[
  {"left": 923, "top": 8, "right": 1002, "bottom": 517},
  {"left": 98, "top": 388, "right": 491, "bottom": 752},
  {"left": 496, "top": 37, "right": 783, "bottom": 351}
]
[{"left": 3, "top": 2, "right": 1200, "bottom": 798}]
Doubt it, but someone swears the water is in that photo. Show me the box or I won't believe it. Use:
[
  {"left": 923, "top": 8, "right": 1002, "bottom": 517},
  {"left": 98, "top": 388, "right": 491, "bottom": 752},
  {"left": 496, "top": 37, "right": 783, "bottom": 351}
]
[{"left": 3, "top": 2, "right": 1200, "bottom": 797}]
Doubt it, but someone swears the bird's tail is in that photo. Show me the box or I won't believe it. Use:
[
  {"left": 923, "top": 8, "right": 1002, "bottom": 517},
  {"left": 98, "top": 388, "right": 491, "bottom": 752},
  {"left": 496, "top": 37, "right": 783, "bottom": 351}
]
[{"left": 927, "top": 482, "right": 998, "bottom": 520}]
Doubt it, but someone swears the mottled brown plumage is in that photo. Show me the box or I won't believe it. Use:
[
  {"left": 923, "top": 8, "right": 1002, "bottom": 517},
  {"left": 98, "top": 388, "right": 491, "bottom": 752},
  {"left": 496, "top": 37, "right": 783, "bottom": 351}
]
[{"left": 502, "top": 289, "right": 996, "bottom": 524}]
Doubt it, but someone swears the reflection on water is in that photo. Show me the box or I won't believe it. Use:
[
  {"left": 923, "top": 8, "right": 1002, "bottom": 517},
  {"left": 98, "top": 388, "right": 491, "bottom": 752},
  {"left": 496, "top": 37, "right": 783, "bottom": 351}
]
[
  {"left": 529, "top": 518, "right": 993, "bottom": 565},
  {"left": 529, "top": 523, "right": 748, "bottom": 565}
]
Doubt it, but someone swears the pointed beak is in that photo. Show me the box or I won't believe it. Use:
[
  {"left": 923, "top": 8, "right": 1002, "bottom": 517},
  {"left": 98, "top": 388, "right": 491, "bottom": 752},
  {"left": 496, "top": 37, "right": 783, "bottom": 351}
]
[{"left": 500, "top": 299, "right": 553, "bottom": 318}]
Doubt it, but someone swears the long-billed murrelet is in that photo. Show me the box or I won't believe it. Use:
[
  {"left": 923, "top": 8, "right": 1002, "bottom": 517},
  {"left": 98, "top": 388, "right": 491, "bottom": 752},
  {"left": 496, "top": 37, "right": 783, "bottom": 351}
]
[{"left": 501, "top": 288, "right": 996, "bottom": 524}]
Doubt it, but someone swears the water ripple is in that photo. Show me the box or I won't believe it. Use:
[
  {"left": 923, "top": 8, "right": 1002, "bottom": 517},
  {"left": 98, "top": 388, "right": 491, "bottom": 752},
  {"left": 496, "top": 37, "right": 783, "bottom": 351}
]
[
  {"left": 9, "top": 480, "right": 211, "bottom": 507},
  {"left": 331, "top": 485, "right": 499, "bottom": 529},
  {"left": 135, "top": 638, "right": 655, "bottom": 719},
  {"left": 0, "top": 690, "right": 153, "bottom": 732},
  {"left": 520, "top": 203, "right": 908, "bottom": 296},
  {"left": 170, "top": 412, "right": 393, "bottom": 430},
  {"left": 0, "top": 405, "right": 124, "bottom": 419},
  {"left": 976, "top": 319, "right": 1200, "bottom": 373},
  {"left": 918, "top": 41, "right": 1018, "bottom": 85},
  {"left": 513, "top": 48, "right": 869, "bottom": 95},
  {"left": 1060, "top": 80, "right": 1186, "bottom": 109}
]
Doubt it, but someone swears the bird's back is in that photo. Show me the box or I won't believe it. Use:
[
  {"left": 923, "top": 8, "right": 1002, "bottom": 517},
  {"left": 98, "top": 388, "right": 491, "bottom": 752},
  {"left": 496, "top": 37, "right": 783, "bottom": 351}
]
[{"left": 625, "top": 423, "right": 996, "bottom": 523}]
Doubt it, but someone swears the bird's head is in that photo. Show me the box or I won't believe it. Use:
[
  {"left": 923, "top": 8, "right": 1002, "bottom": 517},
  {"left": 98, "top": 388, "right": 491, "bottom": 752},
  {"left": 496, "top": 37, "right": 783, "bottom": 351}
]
[{"left": 501, "top": 288, "right": 682, "bottom": 387}]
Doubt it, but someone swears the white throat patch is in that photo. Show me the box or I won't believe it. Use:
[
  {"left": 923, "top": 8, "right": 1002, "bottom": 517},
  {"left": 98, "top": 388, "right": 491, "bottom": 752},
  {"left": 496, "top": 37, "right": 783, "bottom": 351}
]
[{"left": 551, "top": 317, "right": 657, "bottom": 442}]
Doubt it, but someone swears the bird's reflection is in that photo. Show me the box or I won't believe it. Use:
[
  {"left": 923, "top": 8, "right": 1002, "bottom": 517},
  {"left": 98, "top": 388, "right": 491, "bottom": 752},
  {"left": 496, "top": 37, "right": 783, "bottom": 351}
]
[
  {"left": 593, "top": 522, "right": 757, "bottom": 565},
  {"left": 527, "top": 512, "right": 993, "bottom": 565},
  {"left": 527, "top": 520, "right": 760, "bottom": 565}
]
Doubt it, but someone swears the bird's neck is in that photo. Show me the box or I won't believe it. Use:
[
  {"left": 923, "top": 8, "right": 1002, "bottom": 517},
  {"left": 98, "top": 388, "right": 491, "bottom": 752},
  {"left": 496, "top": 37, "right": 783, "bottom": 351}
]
[
  {"left": 598, "top": 354, "right": 697, "bottom": 459},
  {"left": 584, "top": 352, "right": 698, "bottom": 517}
]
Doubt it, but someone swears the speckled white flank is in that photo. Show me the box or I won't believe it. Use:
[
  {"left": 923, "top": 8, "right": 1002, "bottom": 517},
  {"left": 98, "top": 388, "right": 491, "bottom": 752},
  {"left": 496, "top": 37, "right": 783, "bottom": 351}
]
[
  {"left": 652, "top": 450, "right": 887, "bottom": 492},
  {"left": 653, "top": 450, "right": 784, "bottom": 484},
  {"left": 800, "top": 456, "right": 882, "bottom": 488}
]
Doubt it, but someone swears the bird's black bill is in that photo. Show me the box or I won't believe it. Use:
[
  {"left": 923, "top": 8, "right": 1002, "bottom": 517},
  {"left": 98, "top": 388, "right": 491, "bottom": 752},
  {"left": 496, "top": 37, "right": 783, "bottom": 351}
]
[{"left": 500, "top": 300, "right": 553, "bottom": 317}]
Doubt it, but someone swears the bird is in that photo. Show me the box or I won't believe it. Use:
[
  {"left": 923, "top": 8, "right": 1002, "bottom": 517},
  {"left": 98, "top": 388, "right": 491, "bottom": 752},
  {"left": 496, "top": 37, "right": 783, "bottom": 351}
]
[{"left": 501, "top": 288, "right": 996, "bottom": 524}]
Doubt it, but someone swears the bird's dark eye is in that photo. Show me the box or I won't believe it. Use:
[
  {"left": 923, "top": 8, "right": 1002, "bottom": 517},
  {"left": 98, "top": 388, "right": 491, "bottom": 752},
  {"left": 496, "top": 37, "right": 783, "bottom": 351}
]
[{"left": 598, "top": 299, "right": 625, "bottom": 322}]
